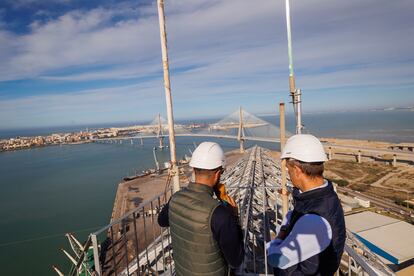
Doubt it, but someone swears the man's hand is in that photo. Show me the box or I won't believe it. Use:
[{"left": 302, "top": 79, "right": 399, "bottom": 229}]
[
  {"left": 276, "top": 228, "right": 288, "bottom": 240},
  {"left": 278, "top": 188, "right": 290, "bottom": 197},
  {"left": 214, "top": 183, "right": 238, "bottom": 214}
]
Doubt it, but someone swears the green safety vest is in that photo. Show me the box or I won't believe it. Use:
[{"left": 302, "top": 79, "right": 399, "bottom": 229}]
[{"left": 169, "top": 183, "right": 228, "bottom": 276}]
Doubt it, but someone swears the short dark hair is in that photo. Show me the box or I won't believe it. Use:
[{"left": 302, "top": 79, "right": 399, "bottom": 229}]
[
  {"left": 287, "top": 159, "right": 324, "bottom": 177},
  {"left": 194, "top": 167, "right": 222, "bottom": 177}
]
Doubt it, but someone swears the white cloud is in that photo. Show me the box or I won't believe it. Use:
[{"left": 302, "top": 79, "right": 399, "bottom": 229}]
[
  {"left": 0, "top": 7, "right": 160, "bottom": 81},
  {"left": 1, "top": 0, "right": 413, "bottom": 84},
  {"left": 0, "top": 0, "right": 413, "bottom": 127},
  {"left": 0, "top": 81, "right": 165, "bottom": 127},
  {"left": 6, "top": 0, "right": 71, "bottom": 9}
]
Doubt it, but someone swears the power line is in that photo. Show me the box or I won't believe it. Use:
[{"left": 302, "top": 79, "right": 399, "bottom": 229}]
[{"left": 0, "top": 226, "right": 102, "bottom": 248}]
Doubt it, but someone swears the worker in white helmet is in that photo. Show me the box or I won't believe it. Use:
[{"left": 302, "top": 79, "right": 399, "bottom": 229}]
[
  {"left": 267, "top": 134, "right": 346, "bottom": 275},
  {"left": 158, "top": 142, "right": 244, "bottom": 275}
]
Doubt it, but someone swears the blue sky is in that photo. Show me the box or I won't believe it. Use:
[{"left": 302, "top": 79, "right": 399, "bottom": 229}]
[{"left": 0, "top": 0, "right": 413, "bottom": 129}]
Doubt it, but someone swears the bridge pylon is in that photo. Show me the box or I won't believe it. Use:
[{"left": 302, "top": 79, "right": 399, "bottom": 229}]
[
  {"left": 157, "top": 113, "right": 165, "bottom": 149},
  {"left": 237, "top": 106, "right": 246, "bottom": 153}
]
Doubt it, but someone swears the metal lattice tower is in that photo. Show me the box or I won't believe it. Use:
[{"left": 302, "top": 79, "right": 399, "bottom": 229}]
[
  {"left": 224, "top": 146, "right": 282, "bottom": 274},
  {"left": 56, "top": 147, "right": 396, "bottom": 276}
]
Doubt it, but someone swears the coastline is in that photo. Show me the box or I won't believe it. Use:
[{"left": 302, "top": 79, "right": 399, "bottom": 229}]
[
  {"left": 0, "top": 140, "right": 93, "bottom": 153},
  {"left": 2, "top": 135, "right": 413, "bottom": 153}
]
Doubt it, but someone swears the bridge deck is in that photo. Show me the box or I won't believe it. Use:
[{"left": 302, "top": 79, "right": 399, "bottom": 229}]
[{"left": 95, "top": 134, "right": 414, "bottom": 161}]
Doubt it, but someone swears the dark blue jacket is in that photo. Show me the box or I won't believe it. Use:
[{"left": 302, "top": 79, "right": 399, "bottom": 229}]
[{"left": 274, "top": 182, "right": 346, "bottom": 276}]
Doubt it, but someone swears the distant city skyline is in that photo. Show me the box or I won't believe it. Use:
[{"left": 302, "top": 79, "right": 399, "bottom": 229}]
[{"left": 0, "top": 0, "right": 413, "bottom": 129}]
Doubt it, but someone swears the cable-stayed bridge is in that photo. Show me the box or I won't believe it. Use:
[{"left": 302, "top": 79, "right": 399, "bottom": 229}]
[
  {"left": 95, "top": 108, "right": 290, "bottom": 153},
  {"left": 94, "top": 108, "right": 414, "bottom": 164}
]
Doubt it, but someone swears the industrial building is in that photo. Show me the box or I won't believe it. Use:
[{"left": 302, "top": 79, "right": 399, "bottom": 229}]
[{"left": 345, "top": 211, "right": 414, "bottom": 272}]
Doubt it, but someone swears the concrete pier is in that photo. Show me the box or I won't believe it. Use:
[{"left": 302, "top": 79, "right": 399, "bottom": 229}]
[{"left": 328, "top": 147, "right": 333, "bottom": 160}]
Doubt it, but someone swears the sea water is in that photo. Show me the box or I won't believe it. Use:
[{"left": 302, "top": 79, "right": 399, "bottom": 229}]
[{"left": 262, "top": 110, "right": 414, "bottom": 143}]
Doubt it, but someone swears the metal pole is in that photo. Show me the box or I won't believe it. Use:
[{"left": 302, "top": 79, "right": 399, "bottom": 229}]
[
  {"left": 284, "top": 0, "right": 302, "bottom": 134},
  {"left": 285, "top": 0, "right": 295, "bottom": 83},
  {"left": 238, "top": 106, "right": 245, "bottom": 153},
  {"left": 261, "top": 168, "right": 268, "bottom": 275},
  {"left": 91, "top": 234, "right": 102, "bottom": 276},
  {"left": 153, "top": 147, "right": 160, "bottom": 173},
  {"left": 158, "top": 113, "right": 164, "bottom": 149},
  {"left": 157, "top": 0, "right": 180, "bottom": 192},
  {"left": 296, "top": 89, "right": 302, "bottom": 134},
  {"left": 279, "top": 103, "right": 288, "bottom": 216}
]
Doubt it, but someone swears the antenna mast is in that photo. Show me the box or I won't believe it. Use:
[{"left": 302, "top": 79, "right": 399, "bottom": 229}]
[
  {"left": 285, "top": 0, "right": 303, "bottom": 134},
  {"left": 157, "top": 0, "right": 180, "bottom": 192}
]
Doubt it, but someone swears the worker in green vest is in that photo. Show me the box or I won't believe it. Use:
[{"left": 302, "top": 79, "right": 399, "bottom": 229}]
[{"left": 158, "top": 141, "right": 244, "bottom": 275}]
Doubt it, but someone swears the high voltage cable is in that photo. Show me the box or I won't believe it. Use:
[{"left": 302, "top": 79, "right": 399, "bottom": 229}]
[{"left": 0, "top": 225, "right": 102, "bottom": 248}]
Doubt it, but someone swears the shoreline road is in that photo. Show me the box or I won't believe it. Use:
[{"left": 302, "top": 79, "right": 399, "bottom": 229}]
[
  {"left": 325, "top": 143, "right": 414, "bottom": 160},
  {"left": 337, "top": 186, "right": 412, "bottom": 217},
  {"left": 96, "top": 135, "right": 414, "bottom": 163}
]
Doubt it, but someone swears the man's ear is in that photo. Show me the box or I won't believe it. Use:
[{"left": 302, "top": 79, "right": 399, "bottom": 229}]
[
  {"left": 295, "top": 165, "right": 303, "bottom": 173},
  {"left": 213, "top": 169, "right": 222, "bottom": 182},
  {"left": 291, "top": 162, "right": 302, "bottom": 177},
  {"left": 214, "top": 169, "right": 220, "bottom": 179}
]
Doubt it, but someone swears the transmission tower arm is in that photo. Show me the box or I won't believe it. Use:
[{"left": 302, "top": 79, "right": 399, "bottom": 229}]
[
  {"left": 52, "top": 265, "right": 65, "bottom": 276},
  {"left": 61, "top": 248, "right": 77, "bottom": 266}
]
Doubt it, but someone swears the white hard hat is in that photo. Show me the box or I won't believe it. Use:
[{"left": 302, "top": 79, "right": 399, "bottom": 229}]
[
  {"left": 281, "top": 134, "right": 327, "bottom": 162},
  {"left": 189, "top": 142, "right": 226, "bottom": 169}
]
